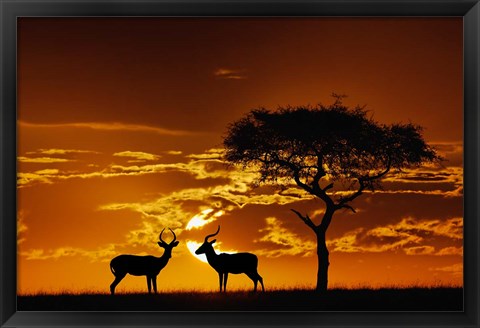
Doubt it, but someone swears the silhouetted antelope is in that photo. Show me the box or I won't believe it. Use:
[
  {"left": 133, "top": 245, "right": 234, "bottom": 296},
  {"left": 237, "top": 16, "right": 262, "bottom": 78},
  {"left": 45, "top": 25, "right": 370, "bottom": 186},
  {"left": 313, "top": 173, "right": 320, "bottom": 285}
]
[
  {"left": 109, "top": 228, "right": 179, "bottom": 295},
  {"left": 195, "top": 226, "right": 264, "bottom": 292}
]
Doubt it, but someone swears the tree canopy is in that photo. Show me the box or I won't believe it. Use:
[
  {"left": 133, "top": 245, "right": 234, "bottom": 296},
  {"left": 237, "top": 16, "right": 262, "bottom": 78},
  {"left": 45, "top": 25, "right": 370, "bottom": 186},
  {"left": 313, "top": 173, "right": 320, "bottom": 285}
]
[
  {"left": 224, "top": 98, "right": 441, "bottom": 212},
  {"left": 223, "top": 96, "right": 442, "bottom": 291}
]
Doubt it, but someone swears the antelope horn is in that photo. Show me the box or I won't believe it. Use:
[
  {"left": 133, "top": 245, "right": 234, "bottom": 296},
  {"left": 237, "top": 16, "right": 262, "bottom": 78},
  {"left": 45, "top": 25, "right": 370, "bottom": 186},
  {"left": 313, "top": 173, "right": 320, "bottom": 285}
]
[
  {"left": 169, "top": 228, "right": 177, "bottom": 242},
  {"left": 159, "top": 228, "right": 166, "bottom": 243},
  {"left": 205, "top": 225, "right": 220, "bottom": 242}
]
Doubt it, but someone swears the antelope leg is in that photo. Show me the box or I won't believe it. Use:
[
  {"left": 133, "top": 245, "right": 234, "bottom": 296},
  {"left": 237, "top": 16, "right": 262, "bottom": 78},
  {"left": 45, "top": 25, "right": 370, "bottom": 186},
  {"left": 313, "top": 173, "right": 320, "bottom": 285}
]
[{"left": 223, "top": 273, "right": 228, "bottom": 292}]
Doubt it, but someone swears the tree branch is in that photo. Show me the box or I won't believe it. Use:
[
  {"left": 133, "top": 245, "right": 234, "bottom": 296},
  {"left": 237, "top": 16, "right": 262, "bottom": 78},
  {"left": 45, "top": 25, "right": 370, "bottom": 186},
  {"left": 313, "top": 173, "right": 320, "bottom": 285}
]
[
  {"left": 290, "top": 209, "right": 317, "bottom": 231},
  {"left": 363, "top": 156, "right": 392, "bottom": 182},
  {"left": 340, "top": 204, "right": 356, "bottom": 213},
  {"left": 292, "top": 170, "right": 314, "bottom": 194},
  {"left": 335, "top": 157, "right": 392, "bottom": 209},
  {"left": 311, "top": 151, "right": 326, "bottom": 191},
  {"left": 261, "top": 154, "right": 334, "bottom": 207},
  {"left": 335, "top": 179, "right": 365, "bottom": 209},
  {"left": 322, "top": 182, "right": 334, "bottom": 192},
  {"left": 275, "top": 158, "right": 315, "bottom": 195}
]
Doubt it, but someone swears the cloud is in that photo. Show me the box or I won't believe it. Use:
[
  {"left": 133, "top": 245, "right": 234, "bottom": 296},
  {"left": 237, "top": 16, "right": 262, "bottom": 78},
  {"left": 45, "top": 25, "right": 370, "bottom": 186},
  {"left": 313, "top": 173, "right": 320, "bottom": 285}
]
[
  {"left": 443, "top": 185, "right": 464, "bottom": 198},
  {"left": 377, "top": 188, "right": 463, "bottom": 198},
  {"left": 403, "top": 246, "right": 436, "bottom": 255},
  {"left": 96, "top": 160, "right": 285, "bottom": 210},
  {"left": 307, "top": 163, "right": 464, "bottom": 202},
  {"left": 165, "top": 150, "right": 183, "bottom": 155},
  {"left": 431, "top": 141, "right": 463, "bottom": 156},
  {"left": 254, "top": 217, "right": 316, "bottom": 257},
  {"left": 18, "top": 156, "right": 74, "bottom": 163},
  {"left": 28, "top": 149, "right": 99, "bottom": 155},
  {"left": 327, "top": 227, "right": 421, "bottom": 254},
  {"left": 17, "top": 169, "right": 61, "bottom": 186},
  {"left": 17, "top": 211, "right": 28, "bottom": 244},
  {"left": 126, "top": 221, "right": 180, "bottom": 249},
  {"left": 17, "top": 161, "right": 198, "bottom": 188},
  {"left": 99, "top": 200, "right": 187, "bottom": 228},
  {"left": 16, "top": 160, "right": 182, "bottom": 188},
  {"left": 186, "top": 153, "right": 222, "bottom": 160},
  {"left": 35, "top": 169, "right": 60, "bottom": 175},
  {"left": 113, "top": 151, "right": 161, "bottom": 161},
  {"left": 436, "top": 246, "right": 463, "bottom": 256},
  {"left": 105, "top": 160, "right": 236, "bottom": 181},
  {"left": 17, "top": 144, "right": 463, "bottom": 207},
  {"left": 429, "top": 263, "right": 463, "bottom": 277},
  {"left": 19, "top": 225, "right": 181, "bottom": 262},
  {"left": 20, "top": 244, "right": 119, "bottom": 262},
  {"left": 99, "top": 192, "right": 195, "bottom": 250},
  {"left": 19, "top": 121, "right": 201, "bottom": 136},
  {"left": 374, "top": 165, "right": 463, "bottom": 200},
  {"left": 327, "top": 217, "right": 463, "bottom": 255},
  {"left": 214, "top": 68, "right": 247, "bottom": 80},
  {"left": 19, "top": 149, "right": 100, "bottom": 165},
  {"left": 393, "top": 217, "right": 463, "bottom": 240},
  {"left": 186, "top": 148, "right": 225, "bottom": 160},
  {"left": 97, "top": 169, "right": 307, "bottom": 251},
  {"left": 331, "top": 186, "right": 463, "bottom": 199},
  {"left": 383, "top": 166, "right": 462, "bottom": 184}
]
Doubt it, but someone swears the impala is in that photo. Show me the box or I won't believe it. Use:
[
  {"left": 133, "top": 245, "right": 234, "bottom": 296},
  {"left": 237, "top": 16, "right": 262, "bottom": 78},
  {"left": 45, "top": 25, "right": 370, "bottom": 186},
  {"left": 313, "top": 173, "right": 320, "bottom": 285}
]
[
  {"left": 195, "top": 226, "right": 265, "bottom": 292},
  {"left": 109, "top": 228, "right": 179, "bottom": 295}
]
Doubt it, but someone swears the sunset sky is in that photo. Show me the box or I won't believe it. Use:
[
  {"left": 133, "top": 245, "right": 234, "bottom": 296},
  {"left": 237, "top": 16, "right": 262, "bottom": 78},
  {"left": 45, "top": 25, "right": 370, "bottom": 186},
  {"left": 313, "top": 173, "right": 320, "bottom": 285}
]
[{"left": 17, "top": 17, "right": 463, "bottom": 294}]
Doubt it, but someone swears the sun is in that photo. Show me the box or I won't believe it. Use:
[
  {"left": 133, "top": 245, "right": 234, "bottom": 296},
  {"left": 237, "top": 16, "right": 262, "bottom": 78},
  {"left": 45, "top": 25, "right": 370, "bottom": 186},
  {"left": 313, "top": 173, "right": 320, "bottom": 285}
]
[
  {"left": 185, "top": 208, "right": 224, "bottom": 230},
  {"left": 185, "top": 208, "right": 226, "bottom": 263},
  {"left": 186, "top": 241, "right": 208, "bottom": 263},
  {"left": 185, "top": 209, "right": 213, "bottom": 230}
]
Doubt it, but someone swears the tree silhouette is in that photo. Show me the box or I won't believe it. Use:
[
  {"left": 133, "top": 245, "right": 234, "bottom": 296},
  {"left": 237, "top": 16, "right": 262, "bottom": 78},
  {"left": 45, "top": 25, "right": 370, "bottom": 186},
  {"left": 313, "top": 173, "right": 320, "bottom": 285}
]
[{"left": 223, "top": 95, "right": 441, "bottom": 292}]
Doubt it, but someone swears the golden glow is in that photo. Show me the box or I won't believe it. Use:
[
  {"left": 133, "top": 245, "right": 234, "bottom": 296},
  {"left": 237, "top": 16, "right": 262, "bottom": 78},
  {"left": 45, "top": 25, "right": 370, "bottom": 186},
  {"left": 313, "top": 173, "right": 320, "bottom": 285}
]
[
  {"left": 186, "top": 209, "right": 214, "bottom": 230},
  {"left": 186, "top": 209, "right": 224, "bottom": 230}
]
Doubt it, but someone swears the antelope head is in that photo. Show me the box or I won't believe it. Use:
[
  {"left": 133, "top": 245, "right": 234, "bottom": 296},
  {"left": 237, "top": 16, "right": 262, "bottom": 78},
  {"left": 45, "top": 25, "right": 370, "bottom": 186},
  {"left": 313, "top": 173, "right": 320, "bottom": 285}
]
[
  {"left": 158, "top": 228, "right": 179, "bottom": 258},
  {"left": 195, "top": 225, "right": 220, "bottom": 255}
]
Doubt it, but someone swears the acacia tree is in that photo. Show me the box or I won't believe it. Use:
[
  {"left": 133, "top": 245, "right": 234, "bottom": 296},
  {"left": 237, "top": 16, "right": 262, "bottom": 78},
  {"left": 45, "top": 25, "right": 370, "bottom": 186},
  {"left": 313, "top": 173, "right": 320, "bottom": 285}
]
[{"left": 223, "top": 96, "right": 441, "bottom": 292}]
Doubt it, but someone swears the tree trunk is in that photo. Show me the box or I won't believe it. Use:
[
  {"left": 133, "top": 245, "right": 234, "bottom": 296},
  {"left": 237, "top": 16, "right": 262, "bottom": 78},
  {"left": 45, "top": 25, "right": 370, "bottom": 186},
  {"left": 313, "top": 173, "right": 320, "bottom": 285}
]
[
  {"left": 315, "top": 228, "right": 329, "bottom": 292},
  {"left": 290, "top": 207, "right": 332, "bottom": 292}
]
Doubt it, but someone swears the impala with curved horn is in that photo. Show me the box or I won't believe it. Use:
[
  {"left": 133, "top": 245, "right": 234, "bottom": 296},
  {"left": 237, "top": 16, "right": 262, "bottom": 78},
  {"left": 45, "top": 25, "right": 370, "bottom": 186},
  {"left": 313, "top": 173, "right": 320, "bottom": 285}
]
[
  {"left": 195, "top": 226, "right": 265, "bottom": 292},
  {"left": 109, "top": 228, "right": 179, "bottom": 295}
]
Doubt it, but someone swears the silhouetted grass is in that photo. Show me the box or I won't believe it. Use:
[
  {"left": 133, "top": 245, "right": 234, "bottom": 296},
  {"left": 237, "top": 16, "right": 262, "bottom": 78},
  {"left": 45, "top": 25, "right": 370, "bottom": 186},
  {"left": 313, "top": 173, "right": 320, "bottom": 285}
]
[{"left": 18, "top": 287, "right": 462, "bottom": 311}]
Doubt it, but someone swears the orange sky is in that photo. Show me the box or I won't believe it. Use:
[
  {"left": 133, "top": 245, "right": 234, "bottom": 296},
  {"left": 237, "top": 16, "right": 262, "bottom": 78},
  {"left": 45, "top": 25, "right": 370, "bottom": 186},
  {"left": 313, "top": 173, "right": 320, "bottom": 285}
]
[{"left": 17, "top": 17, "right": 463, "bottom": 294}]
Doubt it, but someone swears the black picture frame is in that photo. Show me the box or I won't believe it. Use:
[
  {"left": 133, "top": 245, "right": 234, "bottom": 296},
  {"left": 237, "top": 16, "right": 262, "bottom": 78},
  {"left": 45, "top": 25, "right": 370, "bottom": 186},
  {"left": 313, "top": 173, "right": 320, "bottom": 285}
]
[{"left": 1, "top": 0, "right": 479, "bottom": 327}]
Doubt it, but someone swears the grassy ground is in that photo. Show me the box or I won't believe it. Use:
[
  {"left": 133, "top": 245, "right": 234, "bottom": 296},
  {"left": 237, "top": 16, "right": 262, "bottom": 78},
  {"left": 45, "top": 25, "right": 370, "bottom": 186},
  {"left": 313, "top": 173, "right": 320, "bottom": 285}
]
[{"left": 18, "top": 287, "right": 463, "bottom": 311}]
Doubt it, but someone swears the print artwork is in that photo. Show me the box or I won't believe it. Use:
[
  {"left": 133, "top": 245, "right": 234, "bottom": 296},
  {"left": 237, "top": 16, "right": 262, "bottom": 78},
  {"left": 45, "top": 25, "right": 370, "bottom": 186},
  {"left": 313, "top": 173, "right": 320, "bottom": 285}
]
[{"left": 17, "top": 17, "right": 463, "bottom": 311}]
